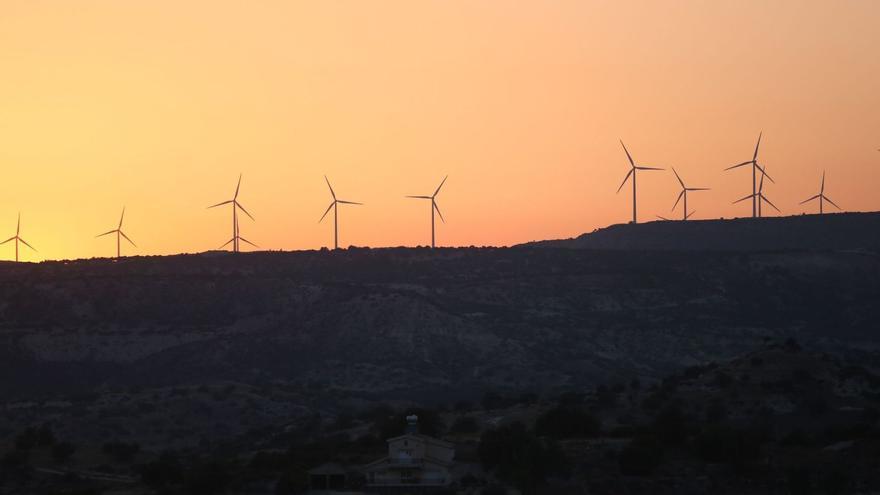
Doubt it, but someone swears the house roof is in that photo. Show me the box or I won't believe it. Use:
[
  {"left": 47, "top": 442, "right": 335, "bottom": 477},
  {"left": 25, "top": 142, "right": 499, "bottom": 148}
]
[
  {"left": 360, "top": 454, "right": 453, "bottom": 471},
  {"left": 386, "top": 433, "right": 454, "bottom": 449}
]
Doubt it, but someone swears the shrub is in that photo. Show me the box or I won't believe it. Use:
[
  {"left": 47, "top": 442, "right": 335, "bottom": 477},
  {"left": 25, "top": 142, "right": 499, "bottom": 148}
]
[
  {"left": 479, "top": 422, "right": 568, "bottom": 494},
  {"left": 534, "top": 406, "right": 601, "bottom": 439},
  {"left": 103, "top": 441, "right": 141, "bottom": 462},
  {"left": 450, "top": 416, "right": 480, "bottom": 434},
  {"left": 695, "top": 425, "right": 762, "bottom": 466},
  {"left": 52, "top": 442, "right": 77, "bottom": 463},
  {"left": 618, "top": 436, "right": 663, "bottom": 476}
]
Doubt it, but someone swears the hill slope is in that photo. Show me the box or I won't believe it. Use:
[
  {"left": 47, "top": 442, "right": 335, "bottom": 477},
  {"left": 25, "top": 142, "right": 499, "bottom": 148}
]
[
  {"left": 525, "top": 212, "right": 880, "bottom": 251},
  {"left": 2, "top": 246, "right": 878, "bottom": 402}
]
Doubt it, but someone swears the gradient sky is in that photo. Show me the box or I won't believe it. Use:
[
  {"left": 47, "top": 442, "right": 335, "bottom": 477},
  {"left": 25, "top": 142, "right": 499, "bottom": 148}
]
[{"left": 1, "top": 1, "right": 878, "bottom": 261}]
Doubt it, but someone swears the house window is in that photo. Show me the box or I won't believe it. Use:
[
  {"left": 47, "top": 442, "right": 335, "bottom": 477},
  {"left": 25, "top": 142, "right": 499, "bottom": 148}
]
[{"left": 401, "top": 469, "right": 415, "bottom": 484}]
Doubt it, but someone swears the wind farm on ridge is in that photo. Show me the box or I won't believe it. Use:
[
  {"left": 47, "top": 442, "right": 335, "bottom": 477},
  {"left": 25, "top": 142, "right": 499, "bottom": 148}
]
[{"left": 0, "top": 132, "right": 872, "bottom": 262}]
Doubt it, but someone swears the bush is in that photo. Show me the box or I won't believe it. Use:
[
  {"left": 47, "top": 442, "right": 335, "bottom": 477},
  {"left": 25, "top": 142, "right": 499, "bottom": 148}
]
[
  {"left": 52, "top": 442, "right": 77, "bottom": 463},
  {"left": 534, "top": 406, "right": 601, "bottom": 439},
  {"left": 618, "top": 436, "right": 663, "bottom": 476},
  {"left": 479, "top": 422, "right": 568, "bottom": 494},
  {"left": 652, "top": 404, "right": 688, "bottom": 445},
  {"left": 450, "top": 416, "right": 480, "bottom": 434},
  {"left": 140, "top": 453, "right": 184, "bottom": 488},
  {"left": 103, "top": 441, "right": 141, "bottom": 462},
  {"left": 695, "top": 425, "right": 762, "bottom": 466}
]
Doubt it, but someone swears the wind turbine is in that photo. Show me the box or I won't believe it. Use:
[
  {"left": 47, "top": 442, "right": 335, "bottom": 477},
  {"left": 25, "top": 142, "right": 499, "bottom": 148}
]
[
  {"left": 733, "top": 165, "right": 779, "bottom": 217},
  {"left": 96, "top": 207, "right": 136, "bottom": 258},
  {"left": 617, "top": 140, "right": 663, "bottom": 224},
  {"left": 208, "top": 174, "right": 256, "bottom": 252},
  {"left": 320, "top": 176, "right": 362, "bottom": 249},
  {"left": 1, "top": 213, "right": 36, "bottom": 262},
  {"left": 800, "top": 171, "right": 840, "bottom": 214},
  {"left": 725, "top": 132, "right": 774, "bottom": 217},
  {"left": 406, "top": 176, "right": 447, "bottom": 248},
  {"left": 671, "top": 168, "right": 709, "bottom": 221}
]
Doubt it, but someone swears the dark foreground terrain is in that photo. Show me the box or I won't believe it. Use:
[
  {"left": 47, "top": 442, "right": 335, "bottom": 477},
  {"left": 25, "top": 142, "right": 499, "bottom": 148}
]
[{"left": 1, "top": 213, "right": 879, "bottom": 493}]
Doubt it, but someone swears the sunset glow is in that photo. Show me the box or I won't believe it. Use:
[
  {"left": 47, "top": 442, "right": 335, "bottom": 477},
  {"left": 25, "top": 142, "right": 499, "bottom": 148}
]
[{"left": 1, "top": 1, "right": 878, "bottom": 261}]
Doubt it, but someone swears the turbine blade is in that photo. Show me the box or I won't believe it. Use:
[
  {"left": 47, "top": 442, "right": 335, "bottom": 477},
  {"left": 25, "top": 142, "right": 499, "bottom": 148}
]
[
  {"left": 725, "top": 161, "right": 753, "bottom": 171},
  {"left": 0, "top": 237, "right": 15, "bottom": 245},
  {"left": 208, "top": 200, "right": 233, "bottom": 209},
  {"left": 96, "top": 229, "right": 117, "bottom": 238},
  {"left": 235, "top": 201, "right": 255, "bottom": 221},
  {"left": 16, "top": 213, "right": 20, "bottom": 236},
  {"left": 733, "top": 193, "right": 755, "bottom": 204},
  {"left": 800, "top": 194, "right": 821, "bottom": 205},
  {"left": 821, "top": 171, "right": 825, "bottom": 193},
  {"left": 120, "top": 231, "right": 137, "bottom": 247},
  {"left": 616, "top": 169, "right": 634, "bottom": 193},
  {"left": 823, "top": 195, "right": 840, "bottom": 210},
  {"left": 686, "top": 210, "right": 695, "bottom": 219},
  {"left": 433, "top": 175, "right": 448, "bottom": 197},
  {"left": 324, "top": 175, "right": 336, "bottom": 200},
  {"left": 620, "top": 140, "right": 635, "bottom": 167},
  {"left": 672, "top": 190, "right": 684, "bottom": 211},
  {"left": 336, "top": 200, "right": 362, "bottom": 205},
  {"left": 755, "top": 163, "right": 774, "bottom": 183},
  {"left": 656, "top": 215, "right": 669, "bottom": 221},
  {"left": 319, "top": 202, "right": 335, "bottom": 222},
  {"left": 672, "top": 167, "right": 685, "bottom": 188},
  {"left": 433, "top": 201, "right": 445, "bottom": 223},
  {"left": 762, "top": 194, "right": 780, "bottom": 212},
  {"left": 234, "top": 173, "right": 242, "bottom": 199},
  {"left": 636, "top": 166, "right": 664, "bottom": 171},
  {"left": 119, "top": 206, "right": 125, "bottom": 229},
  {"left": 238, "top": 236, "right": 259, "bottom": 248},
  {"left": 687, "top": 187, "right": 710, "bottom": 191},
  {"left": 18, "top": 238, "right": 36, "bottom": 252},
  {"left": 406, "top": 196, "right": 432, "bottom": 199},
  {"left": 218, "top": 238, "right": 235, "bottom": 250},
  {"left": 753, "top": 132, "right": 762, "bottom": 161}
]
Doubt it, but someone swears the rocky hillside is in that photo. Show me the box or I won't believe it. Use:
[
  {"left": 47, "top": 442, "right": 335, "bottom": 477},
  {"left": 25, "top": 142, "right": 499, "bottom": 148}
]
[{"left": 2, "top": 245, "right": 879, "bottom": 406}]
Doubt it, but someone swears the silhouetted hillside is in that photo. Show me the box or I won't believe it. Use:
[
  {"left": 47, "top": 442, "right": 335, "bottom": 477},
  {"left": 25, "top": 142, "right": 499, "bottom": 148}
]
[{"left": 525, "top": 212, "right": 880, "bottom": 251}]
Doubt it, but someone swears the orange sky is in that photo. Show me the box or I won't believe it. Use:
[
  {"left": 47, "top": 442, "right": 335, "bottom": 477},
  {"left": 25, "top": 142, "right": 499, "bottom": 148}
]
[{"left": 1, "top": 1, "right": 878, "bottom": 261}]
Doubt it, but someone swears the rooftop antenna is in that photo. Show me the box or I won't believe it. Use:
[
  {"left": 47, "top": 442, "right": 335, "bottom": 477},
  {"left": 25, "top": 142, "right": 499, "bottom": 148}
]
[
  {"left": 800, "top": 171, "right": 840, "bottom": 214},
  {"left": 1, "top": 213, "right": 37, "bottom": 262},
  {"left": 617, "top": 140, "right": 663, "bottom": 224},
  {"left": 208, "top": 174, "right": 256, "bottom": 252},
  {"left": 406, "top": 176, "right": 447, "bottom": 248},
  {"left": 96, "top": 207, "right": 136, "bottom": 258},
  {"left": 671, "top": 168, "right": 709, "bottom": 221},
  {"left": 320, "top": 176, "right": 362, "bottom": 249},
  {"left": 725, "top": 132, "right": 774, "bottom": 217}
]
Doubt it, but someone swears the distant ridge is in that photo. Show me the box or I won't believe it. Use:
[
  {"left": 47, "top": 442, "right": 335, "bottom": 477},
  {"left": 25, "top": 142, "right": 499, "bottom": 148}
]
[{"left": 524, "top": 212, "right": 880, "bottom": 251}]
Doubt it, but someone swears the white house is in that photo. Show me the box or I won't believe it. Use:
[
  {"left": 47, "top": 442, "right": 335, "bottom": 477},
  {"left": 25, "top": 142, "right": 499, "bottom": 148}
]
[{"left": 360, "top": 415, "right": 455, "bottom": 493}]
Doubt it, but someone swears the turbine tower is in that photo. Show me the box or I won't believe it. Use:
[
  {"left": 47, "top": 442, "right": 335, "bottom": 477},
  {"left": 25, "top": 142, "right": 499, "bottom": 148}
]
[
  {"left": 617, "top": 140, "right": 663, "bottom": 224},
  {"left": 1, "top": 213, "right": 37, "bottom": 262},
  {"left": 406, "top": 176, "right": 447, "bottom": 248},
  {"left": 725, "top": 132, "right": 774, "bottom": 218},
  {"left": 96, "top": 207, "right": 136, "bottom": 258},
  {"left": 208, "top": 174, "right": 256, "bottom": 252},
  {"left": 733, "top": 166, "right": 780, "bottom": 217},
  {"left": 800, "top": 171, "right": 840, "bottom": 214},
  {"left": 671, "top": 168, "right": 709, "bottom": 221},
  {"left": 320, "top": 176, "right": 362, "bottom": 249}
]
